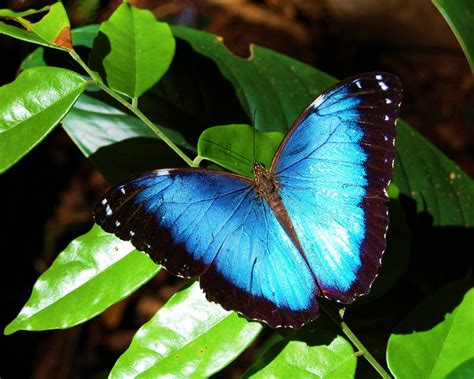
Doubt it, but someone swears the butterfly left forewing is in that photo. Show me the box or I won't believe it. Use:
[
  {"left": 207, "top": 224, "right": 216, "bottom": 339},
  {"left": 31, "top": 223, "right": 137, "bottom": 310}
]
[
  {"left": 272, "top": 72, "right": 402, "bottom": 302},
  {"left": 94, "top": 169, "right": 251, "bottom": 278}
]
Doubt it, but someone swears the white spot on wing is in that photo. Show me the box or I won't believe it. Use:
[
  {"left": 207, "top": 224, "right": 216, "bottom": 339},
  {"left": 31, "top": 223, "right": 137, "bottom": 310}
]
[
  {"left": 115, "top": 220, "right": 121, "bottom": 227},
  {"left": 120, "top": 187, "right": 126, "bottom": 195},
  {"left": 105, "top": 204, "right": 112, "bottom": 216},
  {"left": 379, "top": 81, "right": 389, "bottom": 91},
  {"left": 375, "top": 74, "right": 383, "bottom": 80},
  {"left": 385, "top": 98, "right": 392, "bottom": 104},
  {"left": 355, "top": 80, "right": 362, "bottom": 89},
  {"left": 384, "top": 115, "right": 390, "bottom": 121},
  {"left": 101, "top": 198, "right": 107, "bottom": 205}
]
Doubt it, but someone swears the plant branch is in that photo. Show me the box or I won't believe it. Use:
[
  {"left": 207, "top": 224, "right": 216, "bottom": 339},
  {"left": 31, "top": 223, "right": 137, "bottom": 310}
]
[
  {"left": 68, "top": 49, "right": 197, "bottom": 168},
  {"left": 320, "top": 303, "right": 392, "bottom": 379}
]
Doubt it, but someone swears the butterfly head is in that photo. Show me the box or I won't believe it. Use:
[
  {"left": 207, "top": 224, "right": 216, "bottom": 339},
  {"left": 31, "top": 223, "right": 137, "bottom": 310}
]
[{"left": 252, "top": 161, "right": 267, "bottom": 177}]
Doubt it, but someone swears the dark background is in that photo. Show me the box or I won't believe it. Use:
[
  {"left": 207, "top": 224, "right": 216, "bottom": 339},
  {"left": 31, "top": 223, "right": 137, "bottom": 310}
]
[{"left": 1, "top": 0, "right": 473, "bottom": 378}]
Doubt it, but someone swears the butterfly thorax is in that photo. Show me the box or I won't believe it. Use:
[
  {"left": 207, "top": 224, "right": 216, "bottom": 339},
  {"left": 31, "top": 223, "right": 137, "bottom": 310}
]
[
  {"left": 252, "top": 162, "right": 308, "bottom": 259},
  {"left": 253, "top": 162, "right": 281, "bottom": 202}
]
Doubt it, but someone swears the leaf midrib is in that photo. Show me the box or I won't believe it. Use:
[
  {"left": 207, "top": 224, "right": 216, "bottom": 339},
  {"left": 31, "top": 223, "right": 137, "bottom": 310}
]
[
  {"left": 138, "top": 313, "right": 236, "bottom": 377},
  {"left": 0, "top": 79, "right": 84, "bottom": 134},
  {"left": 427, "top": 313, "right": 456, "bottom": 378},
  {"left": 13, "top": 248, "right": 136, "bottom": 326}
]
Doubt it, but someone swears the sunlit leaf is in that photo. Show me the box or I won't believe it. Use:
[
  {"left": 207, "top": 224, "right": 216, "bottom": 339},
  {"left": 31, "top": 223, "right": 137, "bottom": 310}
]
[
  {"left": 197, "top": 124, "right": 283, "bottom": 177},
  {"left": 387, "top": 283, "right": 474, "bottom": 379},
  {"left": 111, "top": 282, "right": 262, "bottom": 378},
  {"left": 4, "top": 225, "right": 159, "bottom": 334},
  {"left": 0, "top": 2, "right": 72, "bottom": 49},
  {"left": 63, "top": 94, "right": 194, "bottom": 157},
  {"left": 18, "top": 24, "right": 101, "bottom": 71},
  {"left": 244, "top": 328, "right": 357, "bottom": 378},
  {"left": 91, "top": 3, "right": 175, "bottom": 98},
  {"left": 0, "top": 67, "right": 87, "bottom": 173},
  {"left": 63, "top": 94, "right": 194, "bottom": 183}
]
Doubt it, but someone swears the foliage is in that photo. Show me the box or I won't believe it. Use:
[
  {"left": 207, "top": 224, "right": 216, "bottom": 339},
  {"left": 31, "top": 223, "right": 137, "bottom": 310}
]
[
  {"left": 4, "top": 225, "right": 159, "bottom": 334},
  {"left": 0, "top": 67, "right": 86, "bottom": 173},
  {"left": 111, "top": 282, "right": 262, "bottom": 378},
  {"left": 243, "top": 327, "right": 357, "bottom": 378},
  {"left": 433, "top": 0, "right": 474, "bottom": 72},
  {"left": 1, "top": 1, "right": 473, "bottom": 378},
  {"left": 90, "top": 3, "right": 175, "bottom": 98},
  {"left": 387, "top": 282, "right": 474, "bottom": 379}
]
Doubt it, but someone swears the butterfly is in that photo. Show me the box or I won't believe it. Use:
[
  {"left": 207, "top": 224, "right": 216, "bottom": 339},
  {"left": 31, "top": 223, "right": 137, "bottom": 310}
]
[{"left": 94, "top": 72, "right": 402, "bottom": 328}]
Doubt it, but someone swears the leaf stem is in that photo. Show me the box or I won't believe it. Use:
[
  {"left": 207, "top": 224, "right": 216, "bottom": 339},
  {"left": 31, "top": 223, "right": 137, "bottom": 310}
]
[
  {"left": 320, "top": 303, "right": 392, "bottom": 379},
  {"left": 193, "top": 155, "right": 203, "bottom": 167},
  {"left": 68, "top": 49, "right": 197, "bottom": 168}
]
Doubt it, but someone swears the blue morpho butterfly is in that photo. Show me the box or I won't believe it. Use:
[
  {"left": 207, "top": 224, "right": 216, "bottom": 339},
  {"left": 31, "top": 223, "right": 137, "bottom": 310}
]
[{"left": 94, "top": 72, "right": 402, "bottom": 328}]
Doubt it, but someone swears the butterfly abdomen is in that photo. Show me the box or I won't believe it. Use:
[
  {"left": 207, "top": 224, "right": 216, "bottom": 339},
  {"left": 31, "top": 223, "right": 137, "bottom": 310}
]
[{"left": 253, "top": 163, "right": 310, "bottom": 262}]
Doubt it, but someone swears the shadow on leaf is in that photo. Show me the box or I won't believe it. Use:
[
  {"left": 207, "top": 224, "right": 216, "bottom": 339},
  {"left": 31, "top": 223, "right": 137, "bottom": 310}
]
[{"left": 90, "top": 137, "right": 187, "bottom": 184}]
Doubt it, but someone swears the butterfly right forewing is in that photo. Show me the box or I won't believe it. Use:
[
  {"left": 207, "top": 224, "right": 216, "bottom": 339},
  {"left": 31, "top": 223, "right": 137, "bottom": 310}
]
[{"left": 272, "top": 72, "right": 402, "bottom": 303}]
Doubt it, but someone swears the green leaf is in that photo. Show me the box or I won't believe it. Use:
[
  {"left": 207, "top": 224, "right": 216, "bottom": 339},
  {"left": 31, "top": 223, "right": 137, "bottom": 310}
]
[
  {"left": 91, "top": 137, "right": 188, "bottom": 184},
  {"left": 433, "top": 0, "right": 474, "bottom": 72},
  {"left": 0, "top": 66, "right": 87, "bottom": 173},
  {"left": 172, "top": 26, "right": 333, "bottom": 133},
  {"left": 244, "top": 329, "right": 357, "bottom": 378},
  {"left": 197, "top": 124, "right": 284, "bottom": 178},
  {"left": 0, "top": 2, "right": 72, "bottom": 49},
  {"left": 72, "top": 23, "right": 100, "bottom": 49},
  {"left": 17, "top": 25, "right": 101, "bottom": 72},
  {"left": 394, "top": 120, "right": 474, "bottom": 227},
  {"left": 4, "top": 225, "right": 159, "bottom": 335},
  {"left": 136, "top": 37, "right": 249, "bottom": 146},
  {"left": 110, "top": 282, "right": 262, "bottom": 378},
  {"left": 92, "top": 3, "right": 175, "bottom": 98},
  {"left": 174, "top": 27, "right": 474, "bottom": 227},
  {"left": 63, "top": 94, "right": 194, "bottom": 157},
  {"left": 19, "top": 47, "right": 46, "bottom": 70},
  {"left": 62, "top": 94, "right": 194, "bottom": 183},
  {"left": 387, "top": 283, "right": 474, "bottom": 379}
]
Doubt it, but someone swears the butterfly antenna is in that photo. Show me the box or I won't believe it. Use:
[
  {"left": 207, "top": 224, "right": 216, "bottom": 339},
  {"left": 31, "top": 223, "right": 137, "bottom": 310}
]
[
  {"left": 200, "top": 139, "right": 253, "bottom": 168},
  {"left": 252, "top": 109, "right": 257, "bottom": 164}
]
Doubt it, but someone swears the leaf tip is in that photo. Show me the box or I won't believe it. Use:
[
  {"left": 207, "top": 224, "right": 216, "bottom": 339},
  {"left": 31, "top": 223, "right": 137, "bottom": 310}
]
[{"left": 4, "top": 320, "right": 20, "bottom": 335}]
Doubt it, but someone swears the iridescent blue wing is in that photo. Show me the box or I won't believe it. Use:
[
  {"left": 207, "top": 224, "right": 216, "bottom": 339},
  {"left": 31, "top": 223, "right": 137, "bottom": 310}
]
[
  {"left": 94, "top": 169, "right": 318, "bottom": 327},
  {"left": 272, "top": 72, "right": 402, "bottom": 302}
]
